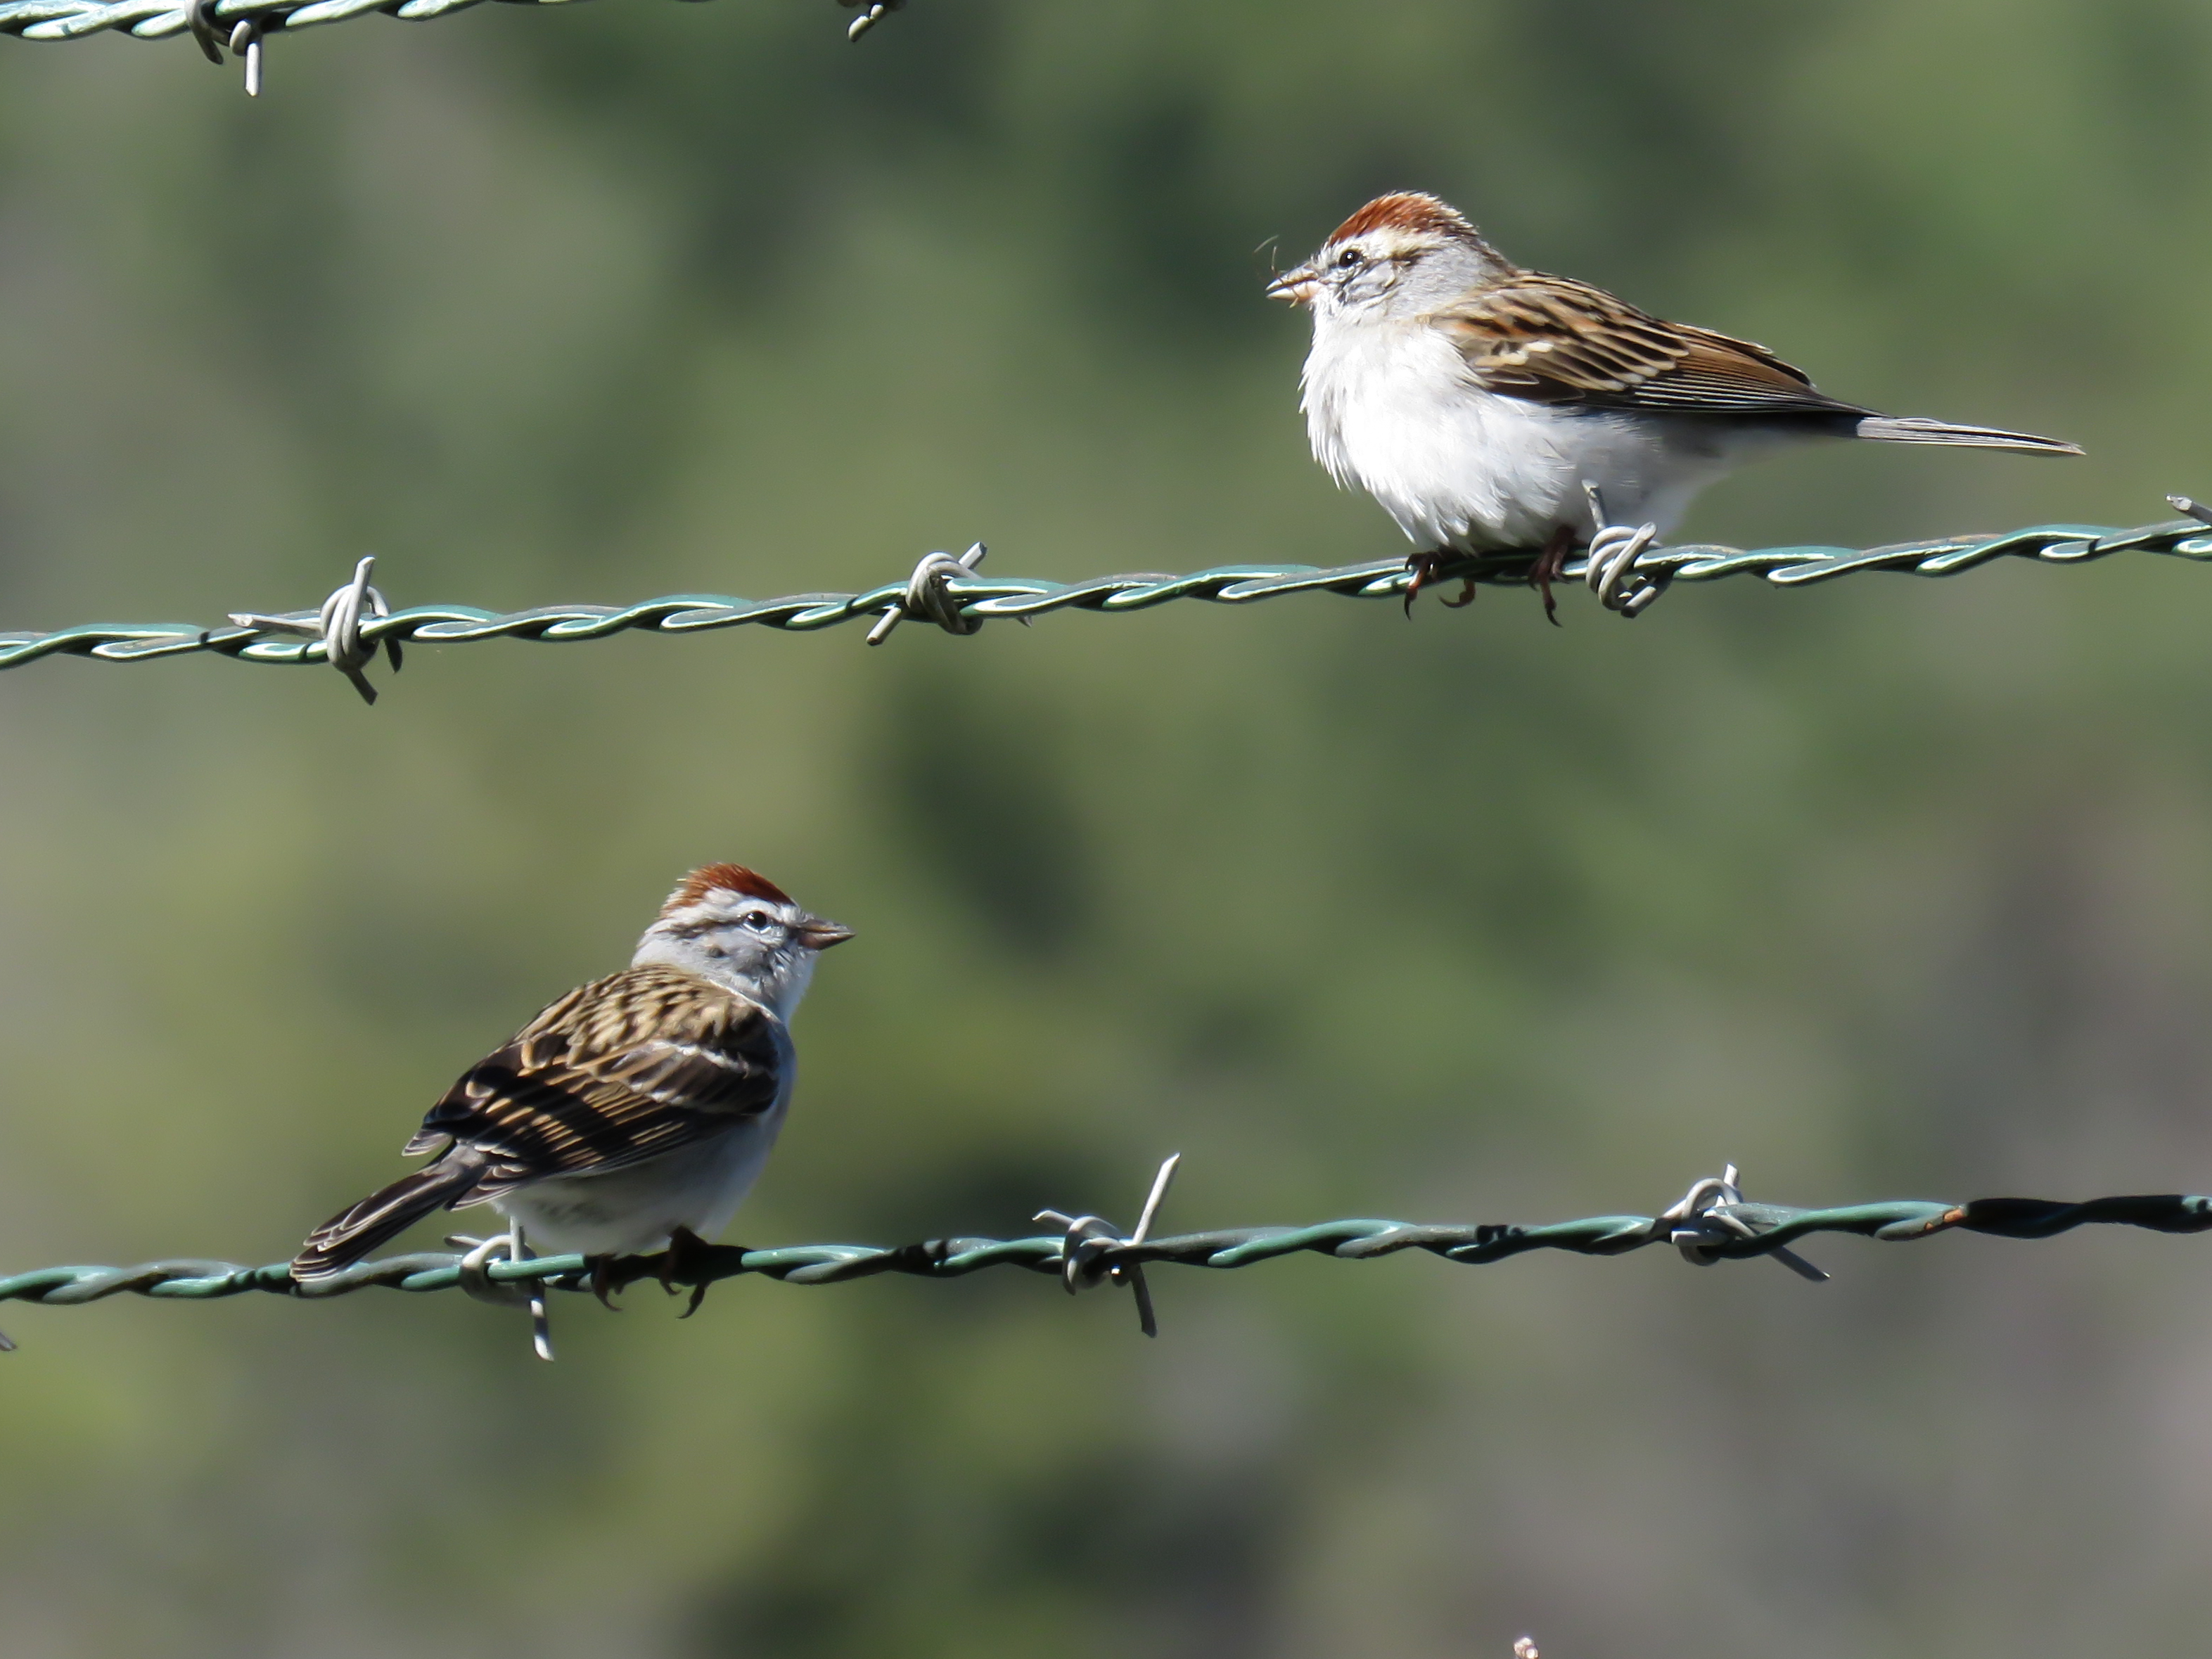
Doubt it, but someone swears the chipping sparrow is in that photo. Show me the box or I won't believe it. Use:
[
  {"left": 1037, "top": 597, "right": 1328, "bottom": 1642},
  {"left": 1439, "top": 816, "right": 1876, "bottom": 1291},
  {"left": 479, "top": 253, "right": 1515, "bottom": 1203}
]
[
  {"left": 1268, "top": 192, "right": 2082, "bottom": 619},
  {"left": 290, "top": 864, "right": 852, "bottom": 1286}
]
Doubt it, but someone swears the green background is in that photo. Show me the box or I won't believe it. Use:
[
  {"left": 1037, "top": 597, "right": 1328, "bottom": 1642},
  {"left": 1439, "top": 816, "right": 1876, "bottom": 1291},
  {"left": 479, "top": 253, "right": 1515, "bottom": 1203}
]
[{"left": 3, "top": 1, "right": 2211, "bottom": 1655}]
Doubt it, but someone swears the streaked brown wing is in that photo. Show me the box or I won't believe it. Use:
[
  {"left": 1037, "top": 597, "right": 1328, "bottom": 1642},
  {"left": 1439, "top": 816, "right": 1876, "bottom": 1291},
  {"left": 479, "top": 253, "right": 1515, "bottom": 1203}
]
[
  {"left": 404, "top": 963, "right": 784, "bottom": 1187},
  {"left": 1436, "top": 274, "right": 1868, "bottom": 418}
]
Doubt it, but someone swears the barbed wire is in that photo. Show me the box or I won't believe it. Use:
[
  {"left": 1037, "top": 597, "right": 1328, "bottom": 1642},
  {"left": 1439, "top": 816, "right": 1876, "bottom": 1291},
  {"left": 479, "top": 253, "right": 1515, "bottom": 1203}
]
[
  {"left": 4, "top": 501, "right": 2208, "bottom": 701},
  {"left": 0, "top": 0, "right": 901, "bottom": 50},
  {"left": 6, "top": 1160, "right": 2210, "bottom": 1361}
]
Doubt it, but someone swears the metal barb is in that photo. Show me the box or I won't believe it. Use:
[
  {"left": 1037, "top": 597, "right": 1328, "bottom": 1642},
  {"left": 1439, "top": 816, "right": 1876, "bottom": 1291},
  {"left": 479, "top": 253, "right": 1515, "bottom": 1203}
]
[
  {"left": 845, "top": 0, "right": 904, "bottom": 41},
  {"left": 229, "top": 555, "right": 400, "bottom": 704},
  {"left": 449, "top": 1226, "right": 555, "bottom": 1361},
  {"left": 184, "top": 0, "right": 224, "bottom": 62},
  {"left": 231, "top": 19, "right": 262, "bottom": 97},
  {"left": 1583, "top": 482, "right": 1667, "bottom": 617},
  {"left": 866, "top": 543, "right": 987, "bottom": 645},
  {"left": 182, "top": 0, "right": 268, "bottom": 94},
  {"left": 0, "top": 1328, "right": 13, "bottom": 1352},
  {"left": 517, "top": 1221, "right": 552, "bottom": 1360},
  {"left": 2170, "top": 495, "right": 2212, "bottom": 530},
  {"left": 1035, "top": 1153, "right": 1182, "bottom": 1338},
  {"left": 1661, "top": 1162, "right": 1827, "bottom": 1281}
]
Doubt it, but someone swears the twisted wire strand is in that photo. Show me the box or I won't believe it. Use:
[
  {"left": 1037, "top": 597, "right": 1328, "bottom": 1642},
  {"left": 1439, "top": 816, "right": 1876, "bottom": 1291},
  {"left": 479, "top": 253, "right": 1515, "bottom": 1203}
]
[
  {"left": 6, "top": 1191, "right": 2208, "bottom": 1309},
  {"left": 0, "top": 0, "right": 889, "bottom": 44},
  {"left": 3, "top": 514, "right": 2208, "bottom": 677}
]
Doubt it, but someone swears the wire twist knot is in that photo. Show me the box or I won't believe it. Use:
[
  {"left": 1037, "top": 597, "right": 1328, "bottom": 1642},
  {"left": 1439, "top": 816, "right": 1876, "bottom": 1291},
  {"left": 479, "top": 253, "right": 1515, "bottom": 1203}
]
[
  {"left": 1582, "top": 483, "right": 1669, "bottom": 617},
  {"left": 1037, "top": 1153, "right": 1181, "bottom": 1336},
  {"left": 229, "top": 555, "right": 402, "bottom": 704},
  {"left": 866, "top": 543, "right": 987, "bottom": 645},
  {"left": 186, "top": 0, "right": 276, "bottom": 96},
  {"left": 448, "top": 1228, "right": 554, "bottom": 1361},
  {"left": 1661, "top": 1163, "right": 1828, "bottom": 1281}
]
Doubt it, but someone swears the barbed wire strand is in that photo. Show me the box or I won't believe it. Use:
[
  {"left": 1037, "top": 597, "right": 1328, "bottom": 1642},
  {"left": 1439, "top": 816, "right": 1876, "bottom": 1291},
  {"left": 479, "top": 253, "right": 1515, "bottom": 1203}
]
[
  {"left": 1, "top": 0, "right": 904, "bottom": 79},
  {"left": 8, "top": 0, "right": 900, "bottom": 96},
  {"left": 7, "top": 1158, "right": 2211, "bottom": 1363},
  {"left": 4, "top": 501, "right": 2208, "bottom": 699}
]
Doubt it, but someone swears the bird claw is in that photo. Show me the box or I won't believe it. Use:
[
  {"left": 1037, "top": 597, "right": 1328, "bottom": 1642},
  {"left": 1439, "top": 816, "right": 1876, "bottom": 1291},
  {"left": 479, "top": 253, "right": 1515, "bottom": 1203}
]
[
  {"left": 1402, "top": 552, "right": 1479, "bottom": 615},
  {"left": 585, "top": 1255, "right": 624, "bottom": 1311},
  {"left": 1529, "top": 525, "right": 1574, "bottom": 626},
  {"left": 1402, "top": 552, "right": 1440, "bottom": 616},
  {"left": 656, "top": 1225, "right": 716, "bottom": 1318}
]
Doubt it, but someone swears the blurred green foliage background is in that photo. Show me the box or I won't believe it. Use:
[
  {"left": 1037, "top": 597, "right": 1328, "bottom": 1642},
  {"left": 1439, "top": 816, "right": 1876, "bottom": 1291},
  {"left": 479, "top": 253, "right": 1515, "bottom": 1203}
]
[{"left": 3, "top": 1, "right": 2211, "bottom": 1654}]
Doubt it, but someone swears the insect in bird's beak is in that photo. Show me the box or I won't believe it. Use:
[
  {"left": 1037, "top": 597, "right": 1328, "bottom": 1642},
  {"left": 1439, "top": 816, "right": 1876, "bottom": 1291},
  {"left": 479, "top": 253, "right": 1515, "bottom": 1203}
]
[
  {"left": 1265, "top": 263, "right": 1320, "bottom": 305},
  {"left": 795, "top": 917, "right": 856, "bottom": 949}
]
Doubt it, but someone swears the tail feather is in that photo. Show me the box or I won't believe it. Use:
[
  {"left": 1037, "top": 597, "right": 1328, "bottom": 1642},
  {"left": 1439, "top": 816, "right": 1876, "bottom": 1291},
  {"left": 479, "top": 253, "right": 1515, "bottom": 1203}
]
[
  {"left": 290, "top": 1157, "right": 487, "bottom": 1283},
  {"left": 1856, "top": 415, "right": 2083, "bottom": 456}
]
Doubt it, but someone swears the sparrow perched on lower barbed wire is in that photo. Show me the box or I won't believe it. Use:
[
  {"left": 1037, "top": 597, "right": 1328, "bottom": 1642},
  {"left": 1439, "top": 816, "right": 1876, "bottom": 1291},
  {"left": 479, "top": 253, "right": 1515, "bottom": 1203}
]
[
  {"left": 1267, "top": 191, "right": 2083, "bottom": 620},
  {"left": 291, "top": 864, "right": 852, "bottom": 1298}
]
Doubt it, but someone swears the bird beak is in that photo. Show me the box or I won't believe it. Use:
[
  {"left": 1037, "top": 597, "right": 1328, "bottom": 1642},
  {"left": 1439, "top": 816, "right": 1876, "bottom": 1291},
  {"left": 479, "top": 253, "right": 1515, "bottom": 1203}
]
[
  {"left": 795, "top": 916, "right": 855, "bottom": 950},
  {"left": 1266, "top": 262, "right": 1319, "bottom": 305}
]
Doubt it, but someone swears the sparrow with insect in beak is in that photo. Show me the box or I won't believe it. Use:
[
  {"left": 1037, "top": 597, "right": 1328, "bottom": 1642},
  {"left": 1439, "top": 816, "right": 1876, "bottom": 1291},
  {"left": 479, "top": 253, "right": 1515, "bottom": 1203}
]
[
  {"left": 1268, "top": 191, "right": 2082, "bottom": 621},
  {"left": 292, "top": 864, "right": 852, "bottom": 1305}
]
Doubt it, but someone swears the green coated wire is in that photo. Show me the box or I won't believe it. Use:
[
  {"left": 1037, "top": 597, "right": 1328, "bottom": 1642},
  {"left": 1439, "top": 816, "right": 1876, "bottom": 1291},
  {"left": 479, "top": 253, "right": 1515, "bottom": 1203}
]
[
  {"left": 0, "top": 0, "right": 893, "bottom": 49},
  {"left": 4, "top": 1172, "right": 2208, "bottom": 1321},
  {"left": 3, "top": 508, "right": 2209, "bottom": 698}
]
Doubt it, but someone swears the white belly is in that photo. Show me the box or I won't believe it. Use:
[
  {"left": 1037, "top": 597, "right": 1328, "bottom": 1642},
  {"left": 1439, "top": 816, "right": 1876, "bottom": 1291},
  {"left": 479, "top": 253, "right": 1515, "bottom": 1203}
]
[
  {"left": 1301, "top": 317, "right": 1767, "bottom": 551},
  {"left": 485, "top": 1104, "right": 786, "bottom": 1257}
]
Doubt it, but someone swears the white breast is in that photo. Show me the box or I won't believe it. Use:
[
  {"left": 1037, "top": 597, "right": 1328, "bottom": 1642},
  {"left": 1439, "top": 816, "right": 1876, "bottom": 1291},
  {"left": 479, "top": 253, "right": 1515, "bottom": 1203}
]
[
  {"left": 490, "top": 1101, "right": 788, "bottom": 1257},
  {"left": 1300, "top": 315, "right": 1746, "bottom": 551}
]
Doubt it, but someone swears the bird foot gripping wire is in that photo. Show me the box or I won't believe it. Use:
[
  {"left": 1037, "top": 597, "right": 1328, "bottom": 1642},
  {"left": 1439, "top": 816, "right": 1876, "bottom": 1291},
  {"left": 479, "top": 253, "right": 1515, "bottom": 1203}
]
[
  {"left": 448, "top": 1226, "right": 555, "bottom": 1362},
  {"left": 229, "top": 555, "right": 402, "bottom": 705},
  {"left": 1581, "top": 483, "right": 1668, "bottom": 617},
  {"left": 186, "top": 0, "right": 275, "bottom": 96},
  {"left": 1037, "top": 1153, "right": 1181, "bottom": 1338},
  {"left": 865, "top": 544, "right": 987, "bottom": 646},
  {"left": 1661, "top": 1162, "right": 1827, "bottom": 1281}
]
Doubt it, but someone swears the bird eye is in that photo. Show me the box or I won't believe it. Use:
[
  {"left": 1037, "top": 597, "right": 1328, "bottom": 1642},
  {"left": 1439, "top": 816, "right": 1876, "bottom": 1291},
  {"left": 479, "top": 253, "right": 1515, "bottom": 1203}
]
[
  {"left": 1335, "top": 246, "right": 1364, "bottom": 269},
  {"left": 743, "top": 911, "right": 774, "bottom": 931}
]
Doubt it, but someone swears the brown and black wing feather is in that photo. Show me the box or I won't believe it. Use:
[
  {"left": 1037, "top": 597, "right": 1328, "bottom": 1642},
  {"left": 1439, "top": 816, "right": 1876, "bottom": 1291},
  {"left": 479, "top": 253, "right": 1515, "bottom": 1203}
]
[
  {"left": 1435, "top": 274, "right": 1869, "bottom": 419},
  {"left": 290, "top": 966, "right": 782, "bottom": 1281},
  {"left": 404, "top": 964, "right": 784, "bottom": 1194},
  {"left": 291, "top": 1158, "right": 489, "bottom": 1283},
  {"left": 1435, "top": 274, "right": 2079, "bottom": 452}
]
